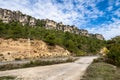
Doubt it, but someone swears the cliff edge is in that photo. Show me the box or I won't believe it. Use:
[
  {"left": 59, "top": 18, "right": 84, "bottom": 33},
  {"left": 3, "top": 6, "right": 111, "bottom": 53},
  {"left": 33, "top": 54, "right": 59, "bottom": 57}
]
[{"left": 0, "top": 8, "right": 104, "bottom": 40}]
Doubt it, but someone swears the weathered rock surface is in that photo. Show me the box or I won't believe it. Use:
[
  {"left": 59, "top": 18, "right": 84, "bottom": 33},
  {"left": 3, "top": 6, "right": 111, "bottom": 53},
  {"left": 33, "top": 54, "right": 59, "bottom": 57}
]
[
  {"left": 0, "top": 38, "right": 70, "bottom": 62},
  {"left": 0, "top": 8, "right": 104, "bottom": 40}
]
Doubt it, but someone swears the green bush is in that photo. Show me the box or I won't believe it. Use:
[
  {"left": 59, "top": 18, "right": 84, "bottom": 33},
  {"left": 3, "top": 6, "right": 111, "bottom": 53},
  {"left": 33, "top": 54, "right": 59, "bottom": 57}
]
[
  {"left": 107, "top": 44, "right": 120, "bottom": 66},
  {"left": 106, "top": 36, "right": 120, "bottom": 66}
]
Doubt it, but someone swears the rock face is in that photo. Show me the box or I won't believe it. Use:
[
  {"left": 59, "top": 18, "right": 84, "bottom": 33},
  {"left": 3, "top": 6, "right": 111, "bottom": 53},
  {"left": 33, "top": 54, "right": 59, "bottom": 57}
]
[
  {"left": 44, "top": 19, "right": 89, "bottom": 36},
  {"left": 94, "top": 34, "right": 104, "bottom": 40},
  {"left": 89, "top": 34, "right": 104, "bottom": 40},
  {"left": 0, "top": 8, "right": 36, "bottom": 26},
  {"left": 0, "top": 38, "right": 70, "bottom": 62},
  {"left": 0, "top": 8, "right": 104, "bottom": 40}
]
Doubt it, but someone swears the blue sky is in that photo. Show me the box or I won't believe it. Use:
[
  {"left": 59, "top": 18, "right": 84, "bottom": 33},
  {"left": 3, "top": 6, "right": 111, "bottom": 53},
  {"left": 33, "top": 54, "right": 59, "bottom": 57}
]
[{"left": 0, "top": 0, "right": 120, "bottom": 40}]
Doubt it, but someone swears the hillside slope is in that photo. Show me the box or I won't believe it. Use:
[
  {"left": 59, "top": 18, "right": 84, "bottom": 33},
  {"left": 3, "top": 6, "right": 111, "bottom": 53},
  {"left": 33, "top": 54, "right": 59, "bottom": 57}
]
[
  {"left": 0, "top": 38, "right": 70, "bottom": 62},
  {"left": 0, "top": 20, "right": 105, "bottom": 59},
  {"left": 0, "top": 8, "right": 104, "bottom": 40}
]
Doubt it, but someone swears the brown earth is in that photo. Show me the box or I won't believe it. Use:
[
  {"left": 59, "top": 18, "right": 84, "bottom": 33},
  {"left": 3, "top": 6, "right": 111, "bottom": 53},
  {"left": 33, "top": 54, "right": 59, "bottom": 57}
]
[{"left": 0, "top": 38, "right": 70, "bottom": 62}]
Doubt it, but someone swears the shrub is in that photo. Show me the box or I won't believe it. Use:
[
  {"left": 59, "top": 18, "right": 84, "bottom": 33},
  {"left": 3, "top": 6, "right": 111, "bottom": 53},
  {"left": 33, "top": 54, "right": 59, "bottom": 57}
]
[
  {"left": 0, "top": 76, "right": 16, "bottom": 80},
  {"left": 106, "top": 44, "right": 120, "bottom": 66},
  {"left": 15, "top": 58, "right": 21, "bottom": 61}
]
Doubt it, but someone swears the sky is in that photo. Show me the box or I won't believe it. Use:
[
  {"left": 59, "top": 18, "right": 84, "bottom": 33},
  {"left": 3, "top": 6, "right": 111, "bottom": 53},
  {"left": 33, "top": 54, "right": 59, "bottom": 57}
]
[{"left": 0, "top": 0, "right": 120, "bottom": 40}]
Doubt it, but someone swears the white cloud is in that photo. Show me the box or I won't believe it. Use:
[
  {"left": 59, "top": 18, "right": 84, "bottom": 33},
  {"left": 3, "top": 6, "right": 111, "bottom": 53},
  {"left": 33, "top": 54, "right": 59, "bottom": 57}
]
[
  {"left": 115, "top": 0, "right": 120, "bottom": 6},
  {"left": 0, "top": 0, "right": 103, "bottom": 25},
  {"left": 107, "top": 6, "right": 113, "bottom": 11},
  {"left": 113, "top": 9, "right": 120, "bottom": 17},
  {"left": 0, "top": 0, "right": 119, "bottom": 40},
  {"left": 86, "top": 18, "right": 120, "bottom": 40}
]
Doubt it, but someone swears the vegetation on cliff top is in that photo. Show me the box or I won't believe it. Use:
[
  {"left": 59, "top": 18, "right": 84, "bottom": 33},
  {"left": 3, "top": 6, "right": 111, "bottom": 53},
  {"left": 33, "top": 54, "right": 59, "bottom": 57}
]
[{"left": 0, "top": 21, "right": 105, "bottom": 56}]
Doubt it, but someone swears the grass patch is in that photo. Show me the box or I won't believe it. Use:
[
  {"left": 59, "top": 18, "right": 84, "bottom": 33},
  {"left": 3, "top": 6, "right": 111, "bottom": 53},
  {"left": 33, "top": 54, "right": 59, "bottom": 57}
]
[
  {"left": 0, "top": 64, "right": 22, "bottom": 71},
  {"left": 82, "top": 62, "right": 120, "bottom": 80},
  {"left": 0, "top": 57, "right": 77, "bottom": 71},
  {"left": 0, "top": 76, "right": 16, "bottom": 80},
  {"left": 23, "top": 58, "right": 74, "bottom": 68}
]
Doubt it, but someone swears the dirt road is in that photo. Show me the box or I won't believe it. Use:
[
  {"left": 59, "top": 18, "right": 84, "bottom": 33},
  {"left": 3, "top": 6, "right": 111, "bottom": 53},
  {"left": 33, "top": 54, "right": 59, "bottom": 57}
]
[{"left": 0, "top": 56, "right": 97, "bottom": 80}]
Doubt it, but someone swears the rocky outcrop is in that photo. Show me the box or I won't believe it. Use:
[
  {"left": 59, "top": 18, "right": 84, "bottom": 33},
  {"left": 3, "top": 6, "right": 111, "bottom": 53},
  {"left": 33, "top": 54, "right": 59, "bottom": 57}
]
[
  {"left": 0, "top": 8, "right": 104, "bottom": 40},
  {"left": 0, "top": 8, "right": 36, "bottom": 26},
  {"left": 94, "top": 34, "right": 104, "bottom": 40},
  {"left": 89, "top": 34, "right": 104, "bottom": 40},
  {"left": 44, "top": 19, "right": 104, "bottom": 40},
  {"left": 0, "top": 38, "right": 70, "bottom": 62}
]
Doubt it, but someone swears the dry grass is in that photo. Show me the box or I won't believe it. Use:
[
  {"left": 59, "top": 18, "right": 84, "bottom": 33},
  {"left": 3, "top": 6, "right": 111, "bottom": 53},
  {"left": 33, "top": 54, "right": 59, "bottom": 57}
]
[
  {"left": 82, "top": 62, "right": 120, "bottom": 80},
  {"left": 0, "top": 76, "right": 16, "bottom": 80},
  {"left": 0, "top": 57, "right": 77, "bottom": 71}
]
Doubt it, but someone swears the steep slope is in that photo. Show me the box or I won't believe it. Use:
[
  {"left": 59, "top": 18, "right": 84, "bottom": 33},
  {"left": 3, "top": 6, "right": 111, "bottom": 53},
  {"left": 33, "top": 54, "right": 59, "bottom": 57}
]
[
  {"left": 0, "top": 21, "right": 105, "bottom": 58},
  {"left": 0, "top": 38, "right": 70, "bottom": 62}
]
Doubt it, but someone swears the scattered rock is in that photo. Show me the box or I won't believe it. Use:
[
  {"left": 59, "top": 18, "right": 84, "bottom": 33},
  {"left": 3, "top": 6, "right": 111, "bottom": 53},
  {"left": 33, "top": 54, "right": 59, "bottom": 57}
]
[{"left": 0, "top": 38, "right": 71, "bottom": 62}]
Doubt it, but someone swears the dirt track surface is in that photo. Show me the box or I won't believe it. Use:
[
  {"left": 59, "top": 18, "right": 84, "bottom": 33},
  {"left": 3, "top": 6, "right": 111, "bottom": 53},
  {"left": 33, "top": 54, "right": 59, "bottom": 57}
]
[{"left": 0, "top": 56, "right": 97, "bottom": 80}]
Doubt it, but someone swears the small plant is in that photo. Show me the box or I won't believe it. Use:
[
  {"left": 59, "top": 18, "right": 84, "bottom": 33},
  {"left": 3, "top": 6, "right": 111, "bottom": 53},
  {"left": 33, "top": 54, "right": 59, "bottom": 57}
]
[
  {"left": 7, "top": 52, "right": 10, "bottom": 55},
  {"left": 0, "top": 76, "right": 16, "bottom": 80},
  {"left": 93, "top": 57, "right": 106, "bottom": 63},
  {"left": 15, "top": 58, "right": 21, "bottom": 61},
  {"left": 0, "top": 54, "right": 3, "bottom": 56}
]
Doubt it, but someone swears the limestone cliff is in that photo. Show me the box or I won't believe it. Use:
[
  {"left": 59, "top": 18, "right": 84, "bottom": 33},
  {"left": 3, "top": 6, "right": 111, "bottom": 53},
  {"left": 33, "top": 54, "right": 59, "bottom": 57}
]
[
  {"left": 0, "top": 8, "right": 104, "bottom": 40},
  {"left": 0, "top": 38, "right": 70, "bottom": 62}
]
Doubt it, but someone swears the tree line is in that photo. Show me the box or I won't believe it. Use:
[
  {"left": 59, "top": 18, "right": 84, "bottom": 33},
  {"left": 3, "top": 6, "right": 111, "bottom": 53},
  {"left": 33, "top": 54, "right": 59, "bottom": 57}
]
[{"left": 0, "top": 20, "right": 105, "bottom": 56}]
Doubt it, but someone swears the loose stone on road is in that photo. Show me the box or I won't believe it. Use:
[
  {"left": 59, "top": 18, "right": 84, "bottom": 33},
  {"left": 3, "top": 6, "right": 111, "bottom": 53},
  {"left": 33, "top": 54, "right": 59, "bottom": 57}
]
[{"left": 0, "top": 56, "right": 98, "bottom": 80}]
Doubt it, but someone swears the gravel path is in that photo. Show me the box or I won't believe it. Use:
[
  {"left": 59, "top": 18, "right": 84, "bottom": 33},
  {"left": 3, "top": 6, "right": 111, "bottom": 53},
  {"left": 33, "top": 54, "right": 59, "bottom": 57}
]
[{"left": 0, "top": 56, "right": 97, "bottom": 80}]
